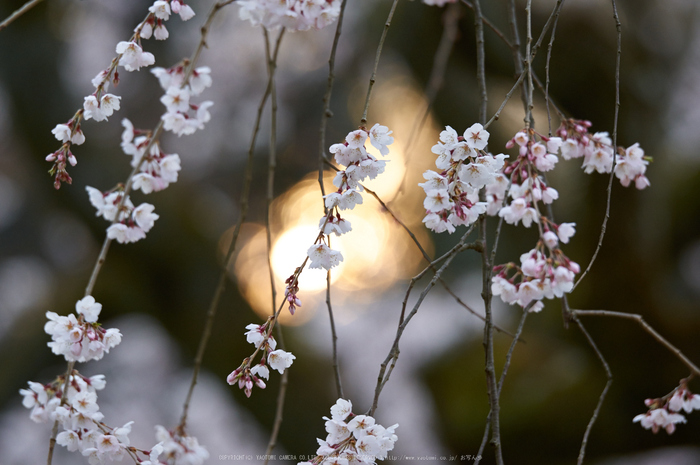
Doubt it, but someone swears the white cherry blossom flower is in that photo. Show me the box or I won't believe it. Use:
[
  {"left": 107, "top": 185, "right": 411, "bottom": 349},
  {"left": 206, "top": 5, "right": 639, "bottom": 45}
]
[
  {"left": 154, "top": 23, "right": 169, "bottom": 40},
  {"left": 369, "top": 123, "right": 394, "bottom": 155},
  {"left": 149, "top": 0, "right": 171, "bottom": 20},
  {"left": 268, "top": 349, "right": 295, "bottom": 375},
  {"left": 557, "top": 222, "right": 576, "bottom": 243},
  {"left": 76, "top": 296, "right": 102, "bottom": 323},
  {"left": 116, "top": 41, "right": 155, "bottom": 71},
  {"left": 307, "top": 243, "right": 343, "bottom": 270},
  {"left": 133, "top": 203, "right": 159, "bottom": 231},
  {"left": 464, "top": 123, "right": 489, "bottom": 150}
]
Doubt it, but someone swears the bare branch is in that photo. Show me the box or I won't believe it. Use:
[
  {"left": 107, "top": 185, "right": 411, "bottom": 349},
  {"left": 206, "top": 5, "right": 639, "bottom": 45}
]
[
  {"left": 572, "top": 310, "right": 700, "bottom": 376},
  {"left": 0, "top": 0, "right": 43, "bottom": 32},
  {"left": 461, "top": 0, "right": 515, "bottom": 50},
  {"left": 573, "top": 316, "right": 613, "bottom": 465},
  {"left": 178, "top": 18, "right": 285, "bottom": 432},
  {"left": 397, "top": 2, "right": 461, "bottom": 197},
  {"left": 363, "top": 185, "right": 517, "bottom": 339},
  {"left": 326, "top": 267, "right": 344, "bottom": 399},
  {"left": 360, "top": 0, "right": 400, "bottom": 126},
  {"left": 263, "top": 325, "right": 289, "bottom": 463},
  {"left": 369, "top": 232, "right": 480, "bottom": 416},
  {"left": 318, "top": 0, "right": 349, "bottom": 204},
  {"left": 573, "top": 0, "right": 621, "bottom": 290},
  {"left": 475, "top": 305, "right": 530, "bottom": 465},
  {"left": 316, "top": 0, "right": 349, "bottom": 401},
  {"left": 262, "top": 26, "right": 290, "bottom": 462}
]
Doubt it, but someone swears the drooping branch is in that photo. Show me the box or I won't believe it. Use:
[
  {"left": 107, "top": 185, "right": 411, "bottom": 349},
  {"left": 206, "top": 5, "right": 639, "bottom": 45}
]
[
  {"left": 573, "top": 316, "right": 613, "bottom": 465},
  {"left": 360, "top": 0, "right": 400, "bottom": 126},
  {"left": 369, "top": 232, "right": 482, "bottom": 416},
  {"left": 0, "top": 0, "right": 43, "bottom": 32},
  {"left": 572, "top": 310, "right": 700, "bottom": 377},
  {"left": 178, "top": 15, "right": 285, "bottom": 432},
  {"left": 573, "top": 0, "right": 621, "bottom": 290},
  {"left": 317, "top": 0, "right": 349, "bottom": 401}
]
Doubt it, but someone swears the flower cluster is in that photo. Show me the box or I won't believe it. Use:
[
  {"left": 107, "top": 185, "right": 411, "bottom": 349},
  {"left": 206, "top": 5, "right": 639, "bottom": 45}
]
[
  {"left": 556, "top": 118, "right": 650, "bottom": 189},
  {"left": 20, "top": 371, "right": 139, "bottom": 463},
  {"left": 149, "top": 426, "right": 209, "bottom": 465},
  {"left": 226, "top": 320, "right": 296, "bottom": 397},
  {"left": 45, "top": 296, "right": 122, "bottom": 362},
  {"left": 421, "top": 124, "right": 506, "bottom": 233},
  {"left": 20, "top": 371, "right": 106, "bottom": 425},
  {"left": 491, "top": 241, "right": 580, "bottom": 313},
  {"left": 154, "top": 62, "right": 214, "bottom": 136},
  {"left": 238, "top": 0, "right": 342, "bottom": 31},
  {"left": 20, "top": 372, "right": 207, "bottom": 464},
  {"left": 86, "top": 187, "right": 160, "bottom": 244},
  {"left": 122, "top": 119, "right": 182, "bottom": 194},
  {"left": 308, "top": 124, "right": 394, "bottom": 271},
  {"left": 299, "top": 398, "right": 398, "bottom": 465},
  {"left": 494, "top": 128, "right": 563, "bottom": 228},
  {"left": 481, "top": 128, "right": 580, "bottom": 311},
  {"left": 634, "top": 382, "right": 700, "bottom": 434},
  {"left": 46, "top": 0, "right": 197, "bottom": 189}
]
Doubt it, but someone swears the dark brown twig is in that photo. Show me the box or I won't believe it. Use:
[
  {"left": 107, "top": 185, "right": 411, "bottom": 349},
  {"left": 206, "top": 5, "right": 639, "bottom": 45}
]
[
  {"left": 360, "top": 0, "right": 400, "bottom": 126},
  {"left": 573, "top": 316, "right": 612, "bottom": 465},
  {"left": 317, "top": 0, "right": 349, "bottom": 401},
  {"left": 178, "top": 10, "right": 283, "bottom": 431},
  {"left": 573, "top": 0, "right": 621, "bottom": 290}
]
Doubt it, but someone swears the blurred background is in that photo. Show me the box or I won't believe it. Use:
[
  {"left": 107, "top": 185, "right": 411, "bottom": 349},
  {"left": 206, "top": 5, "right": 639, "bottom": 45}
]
[{"left": 1, "top": 0, "right": 699, "bottom": 464}]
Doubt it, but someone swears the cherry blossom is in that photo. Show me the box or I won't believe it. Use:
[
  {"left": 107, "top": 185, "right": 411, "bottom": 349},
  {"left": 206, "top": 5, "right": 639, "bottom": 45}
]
[
  {"left": 307, "top": 243, "right": 344, "bottom": 271},
  {"left": 421, "top": 124, "right": 504, "bottom": 233},
  {"left": 299, "top": 398, "right": 398, "bottom": 465},
  {"left": 116, "top": 41, "right": 155, "bottom": 72},
  {"left": 238, "top": 0, "right": 342, "bottom": 31},
  {"left": 268, "top": 349, "right": 296, "bottom": 374},
  {"left": 555, "top": 118, "right": 651, "bottom": 189}
]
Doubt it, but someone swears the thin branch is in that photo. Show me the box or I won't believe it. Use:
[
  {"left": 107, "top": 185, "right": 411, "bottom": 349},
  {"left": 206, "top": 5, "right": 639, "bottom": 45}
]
[
  {"left": 396, "top": 2, "right": 461, "bottom": 197},
  {"left": 262, "top": 26, "right": 289, "bottom": 463},
  {"left": 572, "top": 310, "right": 700, "bottom": 376},
  {"left": 573, "top": 316, "right": 612, "bottom": 465},
  {"left": 543, "top": 1, "right": 563, "bottom": 134},
  {"left": 264, "top": 26, "right": 280, "bottom": 317},
  {"left": 0, "top": 0, "right": 43, "bottom": 32},
  {"left": 479, "top": 215, "right": 502, "bottom": 465},
  {"left": 178, "top": 19, "right": 285, "bottom": 431},
  {"left": 474, "top": 0, "right": 487, "bottom": 124},
  {"left": 485, "top": 0, "right": 566, "bottom": 128},
  {"left": 525, "top": 0, "right": 534, "bottom": 127},
  {"left": 46, "top": 362, "right": 74, "bottom": 465},
  {"left": 497, "top": 308, "right": 528, "bottom": 395},
  {"left": 318, "top": 0, "right": 348, "bottom": 204},
  {"left": 316, "top": 0, "right": 348, "bottom": 401},
  {"left": 473, "top": 0, "right": 503, "bottom": 461},
  {"left": 573, "top": 0, "right": 621, "bottom": 290},
  {"left": 461, "top": 0, "right": 515, "bottom": 50},
  {"left": 363, "top": 184, "right": 518, "bottom": 339},
  {"left": 325, "top": 266, "right": 344, "bottom": 398},
  {"left": 507, "top": 0, "right": 528, "bottom": 115},
  {"left": 263, "top": 325, "right": 289, "bottom": 462},
  {"left": 398, "top": 227, "right": 478, "bottom": 328},
  {"left": 475, "top": 305, "right": 530, "bottom": 465},
  {"left": 369, "top": 232, "right": 481, "bottom": 416},
  {"left": 360, "top": 0, "right": 400, "bottom": 126}
]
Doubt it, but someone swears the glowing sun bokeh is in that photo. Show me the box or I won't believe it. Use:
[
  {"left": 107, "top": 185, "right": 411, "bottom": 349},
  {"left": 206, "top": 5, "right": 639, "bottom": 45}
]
[{"left": 222, "top": 75, "right": 442, "bottom": 325}]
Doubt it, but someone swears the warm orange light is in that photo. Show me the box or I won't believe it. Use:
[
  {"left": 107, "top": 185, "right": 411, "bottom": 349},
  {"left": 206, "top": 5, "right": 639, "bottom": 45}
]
[{"left": 226, "top": 74, "right": 440, "bottom": 325}]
